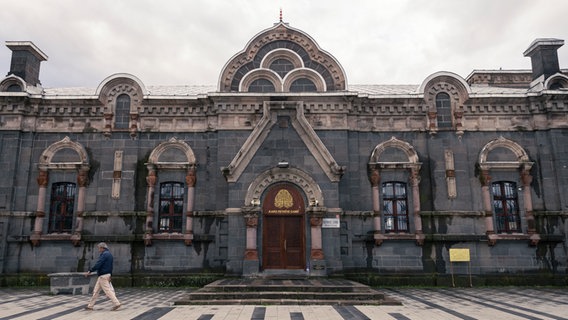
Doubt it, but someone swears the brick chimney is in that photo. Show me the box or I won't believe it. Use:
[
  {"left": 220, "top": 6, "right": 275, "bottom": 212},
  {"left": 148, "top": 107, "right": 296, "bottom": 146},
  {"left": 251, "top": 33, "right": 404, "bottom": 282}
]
[
  {"left": 523, "top": 38, "right": 564, "bottom": 81},
  {"left": 5, "top": 41, "right": 48, "bottom": 86}
]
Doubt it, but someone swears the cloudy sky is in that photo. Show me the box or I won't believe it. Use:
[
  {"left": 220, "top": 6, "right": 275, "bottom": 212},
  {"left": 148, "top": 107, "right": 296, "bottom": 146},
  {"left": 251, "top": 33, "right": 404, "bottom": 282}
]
[{"left": 1, "top": 0, "right": 568, "bottom": 88}]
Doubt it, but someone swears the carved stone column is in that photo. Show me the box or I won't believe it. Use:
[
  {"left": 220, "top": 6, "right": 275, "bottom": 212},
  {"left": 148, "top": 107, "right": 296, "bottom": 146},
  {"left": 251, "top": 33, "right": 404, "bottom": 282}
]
[
  {"left": 410, "top": 167, "right": 424, "bottom": 245},
  {"left": 144, "top": 167, "right": 157, "bottom": 246},
  {"left": 520, "top": 166, "right": 539, "bottom": 245},
  {"left": 103, "top": 112, "right": 113, "bottom": 138},
  {"left": 184, "top": 166, "right": 196, "bottom": 246},
  {"left": 129, "top": 113, "right": 138, "bottom": 138},
  {"left": 454, "top": 110, "right": 464, "bottom": 136},
  {"left": 369, "top": 167, "right": 385, "bottom": 246},
  {"left": 31, "top": 169, "right": 48, "bottom": 246},
  {"left": 307, "top": 207, "right": 325, "bottom": 260},
  {"left": 480, "top": 169, "right": 497, "bottom": 245},
  {"left": 428, "top": 111, "right": 437, "bottom": 135},
  {"left": 71, "top": 167, "right": 89, "bottom": 246},
  {"left": 306, "top": 206, "right": 326, "bottom": 275},
  {"left": 242, "top": 205, "right": 260, "bottom": 275}
]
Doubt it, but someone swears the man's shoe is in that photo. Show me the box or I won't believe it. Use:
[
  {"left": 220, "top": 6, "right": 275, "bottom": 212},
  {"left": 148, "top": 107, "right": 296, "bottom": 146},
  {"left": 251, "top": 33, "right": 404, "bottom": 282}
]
[
  {"left": 84, "top": 306, "right": 93, "bottom": 311},
  {"left": 111, "top": 304, "right": 121, "bottom": 311}
]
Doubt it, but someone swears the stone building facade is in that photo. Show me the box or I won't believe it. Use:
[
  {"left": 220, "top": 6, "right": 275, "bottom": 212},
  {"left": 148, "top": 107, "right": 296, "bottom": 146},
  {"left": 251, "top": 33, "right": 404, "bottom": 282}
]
[{"left": 1, "top": 23, "right": 567, "bottom": 284}]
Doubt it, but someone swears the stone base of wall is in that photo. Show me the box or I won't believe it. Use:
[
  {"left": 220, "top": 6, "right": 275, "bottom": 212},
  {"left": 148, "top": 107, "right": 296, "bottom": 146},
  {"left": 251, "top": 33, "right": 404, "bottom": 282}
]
[{"left": 47, "top": 272, "right": 96, "bottom": 295}]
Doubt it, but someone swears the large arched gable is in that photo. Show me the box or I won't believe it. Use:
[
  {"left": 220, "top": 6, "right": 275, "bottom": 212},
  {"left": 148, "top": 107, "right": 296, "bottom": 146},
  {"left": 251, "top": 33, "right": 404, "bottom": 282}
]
[{"left": 218, "top": 22, "right": 347, "bottom": 92}]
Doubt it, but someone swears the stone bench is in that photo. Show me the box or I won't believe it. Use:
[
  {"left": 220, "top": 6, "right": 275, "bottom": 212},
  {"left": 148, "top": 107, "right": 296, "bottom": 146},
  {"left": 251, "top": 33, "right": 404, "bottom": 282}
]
[{"left": 47, "top": 272, "right": 96, "bottom": 295}]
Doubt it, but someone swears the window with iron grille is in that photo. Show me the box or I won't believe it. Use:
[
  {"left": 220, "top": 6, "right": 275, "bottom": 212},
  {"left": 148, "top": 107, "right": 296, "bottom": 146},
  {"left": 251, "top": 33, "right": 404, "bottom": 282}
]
[
  {"left": 436, "top": 92, "right": 452, "bottom": 128},
  {"left": 49, "top": 182, "right": 76, "bottom": 233},
  {"left": 158, "top": 181, "right": 184, "bottom": 233},
  {"left": 115, "top": 94, "right": 130, "bottom": 129},
  {"left": 382, "top": 181, "right": 409, "bottom": 233},
  {"left": 492, "top": 181, "right": 521, "bottom": 233}
]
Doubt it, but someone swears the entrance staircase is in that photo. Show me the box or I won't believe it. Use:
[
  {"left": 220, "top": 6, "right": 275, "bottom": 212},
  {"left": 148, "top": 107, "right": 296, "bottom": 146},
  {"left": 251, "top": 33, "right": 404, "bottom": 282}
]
[{"left": 174, "top": 278, "right": 401, "bottom": 305}]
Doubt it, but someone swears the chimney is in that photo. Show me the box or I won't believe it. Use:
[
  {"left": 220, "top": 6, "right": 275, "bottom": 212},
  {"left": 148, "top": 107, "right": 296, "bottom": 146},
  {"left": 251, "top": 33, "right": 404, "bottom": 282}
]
[
  {"left": 523, "top": 38, "right": 564, "bottom": 81},
  {"left": 5, "top": 41, "right": 48, "bottom": 86}
]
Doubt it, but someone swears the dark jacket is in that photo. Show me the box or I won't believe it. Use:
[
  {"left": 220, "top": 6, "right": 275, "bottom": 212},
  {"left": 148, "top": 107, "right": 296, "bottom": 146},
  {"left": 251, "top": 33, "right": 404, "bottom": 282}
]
[{"left": 89, "top": 249, "right": 113, "bottom": 276}]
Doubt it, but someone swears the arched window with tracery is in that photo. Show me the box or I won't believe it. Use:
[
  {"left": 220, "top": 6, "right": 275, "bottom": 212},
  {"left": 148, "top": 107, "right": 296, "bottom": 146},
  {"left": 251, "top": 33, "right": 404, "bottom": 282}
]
[
  {"left": 436, "top": 92, "right": 452, "bottom": 128},
  {"left": 248, "top": 79, "right": 276, "bottom": 93},
  {"left": 115, "top": 94, "right": 130, "bottom": 129},
  {"left": 290, "top": 78, "right": 317, "bottom": 92}
]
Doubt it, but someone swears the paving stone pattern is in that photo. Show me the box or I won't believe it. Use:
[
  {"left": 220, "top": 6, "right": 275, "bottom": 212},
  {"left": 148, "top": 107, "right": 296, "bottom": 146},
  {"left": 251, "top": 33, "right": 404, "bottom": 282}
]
[{"left": 0, "top": 287, "right": 567, "bottom": 320}]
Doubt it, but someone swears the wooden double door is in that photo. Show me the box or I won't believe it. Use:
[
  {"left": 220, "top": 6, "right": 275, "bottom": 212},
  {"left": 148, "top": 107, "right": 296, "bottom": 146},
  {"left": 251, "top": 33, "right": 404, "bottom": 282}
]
[{"left": 261, "top": 183, "right": 306, "bottom": 270}]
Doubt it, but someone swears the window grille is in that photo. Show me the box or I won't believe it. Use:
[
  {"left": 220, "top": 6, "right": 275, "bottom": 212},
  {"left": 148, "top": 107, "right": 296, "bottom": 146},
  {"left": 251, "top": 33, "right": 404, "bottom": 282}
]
[
  {"left": 49, "top": 182, "right": 76, "bottom": 233},
  {"left": 382, "top": 181, "right": 409, "bottom": 232},
  {"left": 492, "top": 181, "right": 521, "bottom": 233},
  {"left": 158, "top": 182, "right": 184, "bottom": 233}
]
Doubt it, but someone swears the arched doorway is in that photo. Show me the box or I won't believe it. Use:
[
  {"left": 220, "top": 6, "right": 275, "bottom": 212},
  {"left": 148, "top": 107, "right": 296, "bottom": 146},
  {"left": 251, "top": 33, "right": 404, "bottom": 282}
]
[{"left": 262, "top": 183, "right": 306, "bottom": 270}]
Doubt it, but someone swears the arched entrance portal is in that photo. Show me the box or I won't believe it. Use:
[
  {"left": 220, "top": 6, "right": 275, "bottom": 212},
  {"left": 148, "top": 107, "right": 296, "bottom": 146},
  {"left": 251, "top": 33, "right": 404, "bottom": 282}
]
[{"left": 262, "top": 183, "right": 306, "bottom": 270}]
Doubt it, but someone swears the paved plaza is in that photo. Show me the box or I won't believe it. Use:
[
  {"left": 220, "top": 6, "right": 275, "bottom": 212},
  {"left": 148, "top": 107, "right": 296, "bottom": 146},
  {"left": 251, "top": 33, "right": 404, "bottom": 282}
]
[{"left": 0, "top": 286, "right": 567, "bottom": 320}]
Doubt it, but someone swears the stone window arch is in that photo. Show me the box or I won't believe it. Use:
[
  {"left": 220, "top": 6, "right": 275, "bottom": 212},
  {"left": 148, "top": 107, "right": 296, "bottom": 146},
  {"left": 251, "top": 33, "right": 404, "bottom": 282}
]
[
  {"left": 0, "top": 75, "right": 26, "bottom": 92},
  {"left": 478, "top": 136, "right": 538, "bottom": 245},
  {"left": 419, "top": 72, "right": 470, "bottom": 136},
  {"left": 283, "top": 69, "right": 326, "bottom": 92},
  {"left": 96, "top": 73, "right": 146, "bottom": 138},
  {"left": 368, "top": 137, "right": 424, "bottom": 245},
  {"left": 544, "top": 73, "right": 568, "bottom": 90},
  {"left": 32, "top": 137, "right": 90, "bottom": 246},
  {"left": 240, "top": 69, "right": 282, "bottom": 92},
  {"left": 144, "top": 137, "right": 197, "bottom": 246}
]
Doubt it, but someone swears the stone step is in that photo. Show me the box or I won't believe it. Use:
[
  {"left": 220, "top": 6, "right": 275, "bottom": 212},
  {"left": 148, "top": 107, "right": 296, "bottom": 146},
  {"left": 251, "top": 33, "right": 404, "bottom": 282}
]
[
  {"left": 183, "top": 290, "right": 386, "bottom": 301},
  {"left": 201, "top": 278, "right": 373, "bottom": 293},
  {"left": 174, "top": 278, "right": 402, "bottom": 306},
  {"left": 175, "top": 298, "right": 401, "bottom": 306}
]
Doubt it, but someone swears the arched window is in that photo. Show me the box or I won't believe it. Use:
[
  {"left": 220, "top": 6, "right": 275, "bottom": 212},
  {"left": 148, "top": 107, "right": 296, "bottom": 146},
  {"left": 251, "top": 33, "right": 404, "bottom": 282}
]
[
  {"left": 382, "top": 181, "right": 409, "bottom": 233},
  {"left": 115, "top": 94, "right": 130, "bottom": 129},
  {"left": 7, "top": 84, "right": 22, "bottom": 92},
  {"left": 289, "top": 78, "right": 317, "bottom": 92},
  {"left": 49, "top": 182, "right": 76, "bottom": 233},
  {"left": 435, "top": 92, "right": 452, "bottom": 128},
  {"left": 491, "top": 181, "right": 521, "bottom": 233},
  {"left": 158, "top": 181, "right": 185, "bottom": 233},
  {"left": 248, "top": 79, "right": 276, "bottom": 93},
  {"left": 269, "top": 58, "right": 295, "bottom": 78}
]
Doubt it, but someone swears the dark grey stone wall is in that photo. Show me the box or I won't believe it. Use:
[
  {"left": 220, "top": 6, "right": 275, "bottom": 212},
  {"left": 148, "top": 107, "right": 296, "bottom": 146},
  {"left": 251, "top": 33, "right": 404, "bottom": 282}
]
[{"left": 0, "top": 118, "right": 567, "bottom": 277}]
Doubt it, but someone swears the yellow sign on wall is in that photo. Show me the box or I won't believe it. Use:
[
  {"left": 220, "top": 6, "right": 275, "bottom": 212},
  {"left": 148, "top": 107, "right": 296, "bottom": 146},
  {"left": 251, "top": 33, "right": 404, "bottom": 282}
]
[{"left": 449, "top": 248, "right": 470, "bottom": 262}]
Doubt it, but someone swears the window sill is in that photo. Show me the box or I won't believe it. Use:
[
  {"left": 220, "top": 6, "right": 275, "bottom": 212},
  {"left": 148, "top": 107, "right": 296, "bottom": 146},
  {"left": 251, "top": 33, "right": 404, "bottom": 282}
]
[
  {"left": 487, "top": 232, "right": 540, "bottom": 246},
  {"left": 144, "top": 232, "right": 193, "bottom": 246},
  {"left": 374, "top": 232, "right": 425, "bottom": 246}
]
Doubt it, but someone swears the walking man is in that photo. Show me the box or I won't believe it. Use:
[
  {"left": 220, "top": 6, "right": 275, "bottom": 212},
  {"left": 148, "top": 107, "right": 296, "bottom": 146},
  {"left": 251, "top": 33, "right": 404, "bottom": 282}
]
[{"left": 85, "top": 242, "right": 121, "bottom": 311}]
